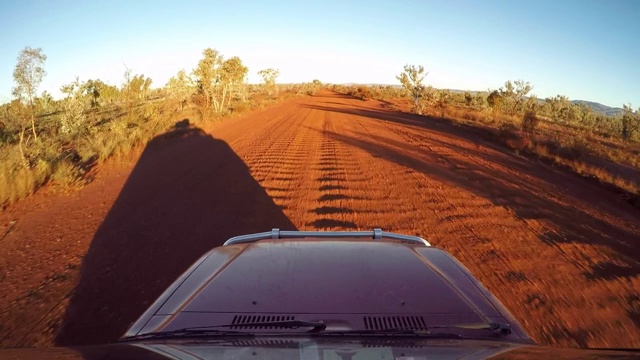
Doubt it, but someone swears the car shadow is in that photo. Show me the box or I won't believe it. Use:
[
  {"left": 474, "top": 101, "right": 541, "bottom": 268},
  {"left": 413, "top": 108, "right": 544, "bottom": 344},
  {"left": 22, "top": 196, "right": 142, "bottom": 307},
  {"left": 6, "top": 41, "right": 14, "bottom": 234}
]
[{"left": 55, "top": 120, "right": 296, "bottom": 346}]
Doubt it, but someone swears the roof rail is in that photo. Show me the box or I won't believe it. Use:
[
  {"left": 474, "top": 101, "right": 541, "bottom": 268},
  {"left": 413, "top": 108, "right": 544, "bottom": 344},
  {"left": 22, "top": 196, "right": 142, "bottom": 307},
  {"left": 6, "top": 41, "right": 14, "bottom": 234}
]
[{"left": 223, "top": 228, "right": 431, "bottom": 246}]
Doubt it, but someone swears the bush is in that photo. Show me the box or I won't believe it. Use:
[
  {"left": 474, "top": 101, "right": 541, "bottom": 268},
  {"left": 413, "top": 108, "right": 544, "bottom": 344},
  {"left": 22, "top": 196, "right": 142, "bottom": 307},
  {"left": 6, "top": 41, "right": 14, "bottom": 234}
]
[
  {"left": 350, "top": 86, "right": 373, "bottom": 100},
  {"left": 498, "top": 122, "right": 519, "bottom": 140},
  {"left": 229, "top": 101, "right": 251, "bottom": 114},
  {"left": 522, "top": 110, "right": 540, "bottom": 137},
  {"left": 0, "top": 149, "right": 52, "bottom": 206},
  {"left": 50, "top": 158, "right": 86, "bottom": 188}
]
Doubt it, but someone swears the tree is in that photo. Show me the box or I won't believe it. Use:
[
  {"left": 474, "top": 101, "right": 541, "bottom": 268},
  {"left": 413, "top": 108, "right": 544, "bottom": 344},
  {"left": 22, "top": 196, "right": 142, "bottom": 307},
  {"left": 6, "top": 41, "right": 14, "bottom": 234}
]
[
  {"left": 464, "top": 92, "right": 473, "bottom": 107},
  {"left": 59, "top": 77, "right": 86, "bottom": 135},
  {"left": 487, "top": 90, "right": 503, "bottom": 112},
  {"left": 522, "top": 110, "right": 540, "bottom": 138},
  {"left": 121, "top": 65, "right": 152, "bottom": 114},
  {"left": 498, "top": 80, "right": 532, "bottom": 114},
  {"left": 257, "top": 68, "right": 280, "bottom": 99},
  {"left": 95, "top": 81, "right": 119, "bottom": 104},
  {"left": 83, "top": 79, "right": 102, "bottom": 108},
  {"left": 621, "top": 104, "right": 640, "bottom": 141},
  {"left": 575, "top": 102, "right": 596, "bottom": 127},
  {"left": 36, "top": 91, "right": 54, "bottom": 114},
  {"left": 193, "top": 48, "right": 224, "bottom": 117},
  {"left": 166, "top": 69, "right": 194, "bottom": 111},
  {"left": 220, "top": 56, "right": 248, "bottom": 108},
  {"left": 396, "top": 64, "right": 427, "bottom": 114},
  {"left": 436, "top": 89, "right": 451, "bottom": 109},
  {"left": 12, "top": 46, "right": 47, "bottom": 141},
  {"left": 545, "top": 95, "right": 570, "bottom": 123}
]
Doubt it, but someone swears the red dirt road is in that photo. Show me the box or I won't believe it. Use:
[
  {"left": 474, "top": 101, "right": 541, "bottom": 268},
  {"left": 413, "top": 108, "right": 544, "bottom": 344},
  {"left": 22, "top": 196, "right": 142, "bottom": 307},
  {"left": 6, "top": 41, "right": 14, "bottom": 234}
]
[{"left": 0, "top": 91, "right": 639, "bottom": 348}]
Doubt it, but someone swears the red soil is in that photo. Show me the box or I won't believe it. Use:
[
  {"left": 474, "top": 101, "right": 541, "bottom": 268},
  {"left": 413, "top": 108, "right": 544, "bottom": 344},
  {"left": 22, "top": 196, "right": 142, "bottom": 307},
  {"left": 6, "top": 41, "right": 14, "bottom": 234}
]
[{"left": 0, "top": 91, "right": 638, "bottom": 348}]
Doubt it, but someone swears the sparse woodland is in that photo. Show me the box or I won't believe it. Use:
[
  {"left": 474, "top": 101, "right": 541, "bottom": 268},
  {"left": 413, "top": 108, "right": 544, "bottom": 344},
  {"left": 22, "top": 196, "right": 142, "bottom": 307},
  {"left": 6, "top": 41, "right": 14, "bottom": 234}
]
[
  {"left": 1, "top": 50, "right": 638, "bottom": 206},
  {"left": 334, "top": 65, "right": 640, "bottom": 199},
  {"left": 0, "top": 47, "right": 323, "bottom": 206}
]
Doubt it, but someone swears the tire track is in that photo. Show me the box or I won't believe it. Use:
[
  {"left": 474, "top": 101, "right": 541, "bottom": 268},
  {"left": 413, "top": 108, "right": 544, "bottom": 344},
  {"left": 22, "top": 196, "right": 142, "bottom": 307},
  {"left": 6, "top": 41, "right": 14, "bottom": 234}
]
[
  {"left": 380, "top": 118, "right": 640, "bottom": 346},
  {"left": 1, "top": 91, "right": 638, "bottom": 349}
]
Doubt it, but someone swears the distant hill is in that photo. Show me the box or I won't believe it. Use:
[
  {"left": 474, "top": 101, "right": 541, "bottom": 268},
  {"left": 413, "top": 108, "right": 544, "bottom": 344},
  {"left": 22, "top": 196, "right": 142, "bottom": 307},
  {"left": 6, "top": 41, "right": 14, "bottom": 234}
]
[{"left": 571, "top": 100, "right": 624, "bottom": 117}]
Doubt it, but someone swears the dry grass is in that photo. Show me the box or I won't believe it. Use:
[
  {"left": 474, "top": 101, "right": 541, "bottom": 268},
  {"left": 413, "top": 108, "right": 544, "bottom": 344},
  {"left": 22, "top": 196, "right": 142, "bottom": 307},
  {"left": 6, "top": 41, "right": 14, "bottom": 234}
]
[
  {"left": 0, "top": 149, "right": 52, "bottom": 205},
  {"left": 528, "top": 142, "right": 639, "bottom": 195},
  {"left": 375, "top": 97, "right": 639, "bottom": 198},
  {"left": 438, "top": 106, "right": 640, "bottom": 196},
  {"left": 0, "top": 89, "right": 302, "bottom": 207},
  {"left": 336, "top": 86, "right": 639, "bottom": 203}
]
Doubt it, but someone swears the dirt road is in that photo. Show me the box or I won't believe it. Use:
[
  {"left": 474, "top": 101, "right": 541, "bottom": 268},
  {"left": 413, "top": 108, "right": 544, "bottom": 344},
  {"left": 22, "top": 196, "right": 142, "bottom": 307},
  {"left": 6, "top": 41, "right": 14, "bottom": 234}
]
[{"left": 0, "top": 91, "right": 638, "bottom": 348}]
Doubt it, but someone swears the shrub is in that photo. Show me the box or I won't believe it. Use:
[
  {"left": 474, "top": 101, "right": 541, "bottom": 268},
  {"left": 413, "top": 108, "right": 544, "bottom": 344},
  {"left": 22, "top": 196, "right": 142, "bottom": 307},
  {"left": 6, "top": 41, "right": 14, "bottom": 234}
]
[
  {"left": 498, "top": 122, "right": 519, "bottom": 141},
  {"left": 50, "top": 158, "right": 86, "bottom": 189},
  {"left": 0, "top": 150, "right": 52, "bottom": 206},
  {"left": 350, "top": 86, "right": 373, "bottom": 101},
  {"left": 522, "top": 110, "right": 540, "bottom": 138}
]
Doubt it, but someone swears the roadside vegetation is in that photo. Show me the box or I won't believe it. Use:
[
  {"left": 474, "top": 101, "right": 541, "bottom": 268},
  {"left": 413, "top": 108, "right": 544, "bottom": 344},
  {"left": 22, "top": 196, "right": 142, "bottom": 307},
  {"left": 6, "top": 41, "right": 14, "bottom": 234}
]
[
  {"left": 3, "top": 46, "right": 637, "bottom": 207},
  {"left": 334, "top": 66, "right": 640, "bottom": 199},
  {"left": 0, "top": 47, "right": 323, "bottom": 206}
]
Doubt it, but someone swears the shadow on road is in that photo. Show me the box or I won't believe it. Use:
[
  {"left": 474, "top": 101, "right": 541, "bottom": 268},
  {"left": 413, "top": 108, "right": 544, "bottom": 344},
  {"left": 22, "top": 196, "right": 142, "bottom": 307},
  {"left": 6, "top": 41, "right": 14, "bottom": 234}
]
[
  {"left": 55, "top": 121, "right": 296, "bottom": 346},
  {"left": 300, "top": 102, "right": 640, "bottom": 281}
]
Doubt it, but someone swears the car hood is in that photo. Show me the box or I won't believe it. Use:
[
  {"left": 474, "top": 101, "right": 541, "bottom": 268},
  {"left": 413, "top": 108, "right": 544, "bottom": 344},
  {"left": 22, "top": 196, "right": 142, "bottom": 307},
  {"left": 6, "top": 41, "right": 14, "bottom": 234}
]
[
  {"left": 1, "top": 338, "right": 638, "bottom": 359},
  {"left": 125, "top": 239, "right": 531, "bottom": 343}
]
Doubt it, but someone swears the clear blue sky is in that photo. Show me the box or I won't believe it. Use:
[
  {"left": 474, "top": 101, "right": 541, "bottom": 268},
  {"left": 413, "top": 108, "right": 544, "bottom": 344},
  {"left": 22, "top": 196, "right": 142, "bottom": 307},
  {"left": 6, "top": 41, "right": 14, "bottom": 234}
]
[{"left": 1, "top": 0, "right": 638, "bottom": 107}]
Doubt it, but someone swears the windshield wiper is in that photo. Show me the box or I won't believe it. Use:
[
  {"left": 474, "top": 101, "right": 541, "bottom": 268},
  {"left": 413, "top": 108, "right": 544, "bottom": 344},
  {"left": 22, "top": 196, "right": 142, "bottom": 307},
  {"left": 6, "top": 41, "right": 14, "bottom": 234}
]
[
  {"left": 118, "top": 328, "right": 252, "bottom": 342},
  {"left": 430, "top": 322, "right": 511, "bottom": 334},
  {"left": 315, "top": 329, "right": 463, "bottom": 338},
  {"left": 314, "top": 322, "right": 510, "bottom": 337},
  {"left": 119, "top": 320, "right": 326, "bottom": 342},
  {"left": 188, "top": 320, "right": 327, "bottom": 331},
  {"left": 118, "top": 322, "right": 507, "bottom": 341}
]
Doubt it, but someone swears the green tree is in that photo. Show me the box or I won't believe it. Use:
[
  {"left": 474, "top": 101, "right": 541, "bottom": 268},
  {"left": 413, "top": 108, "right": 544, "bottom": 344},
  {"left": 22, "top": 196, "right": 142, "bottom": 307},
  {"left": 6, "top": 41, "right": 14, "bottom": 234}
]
[
  {"left": 96, "top": 81, "right": 119, "bottom": 104},
  {"left": 12, "top": 46, "right": 47, "bottom": 141},
  {"left": 396, "top": 64, "right": 427, "bottom": 114},
  {"left": 487, "top": 90, "right": 503, "bottom": 112},
  {"left": 545, "top": 95, "right": 571, "bottom": 123},
  {"left": 621, "top": 104, "right": 640, "bottom": 141},
  {"left": 498, "top": 80, "right": 532, "bottom": 114},
  {"left": 59, "top": 78, "right": 86, "bottom": 135},
  {"left": 83, "top": 79, "right": 102, "bottom": 108},
  {"left": 464, "top": 92, "right": 473, "bottom": 106},
  {"left": 220, "top": 56, "right": 249, "bottom": 109},
  {"left": 121, "top": 65, "right": 152, "bottom": 114},
  {"left": 166, "top": 69, "right": 194, "bottom": 111},
  {"left": 193, "top": 48, "right": 224, "bottom": 116},
  {"left": 36, "top": 91, "right": 54, "bottom": 114},
  {"left": 257, "top": 68, "right": 280, "bottom": 99}
]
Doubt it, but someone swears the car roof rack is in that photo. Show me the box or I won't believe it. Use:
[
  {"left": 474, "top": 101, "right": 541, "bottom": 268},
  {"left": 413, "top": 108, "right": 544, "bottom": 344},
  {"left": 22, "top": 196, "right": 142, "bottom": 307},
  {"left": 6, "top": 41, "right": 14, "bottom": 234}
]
[{"left": 223, "top": 228, "right": 431, "bottom": 247}]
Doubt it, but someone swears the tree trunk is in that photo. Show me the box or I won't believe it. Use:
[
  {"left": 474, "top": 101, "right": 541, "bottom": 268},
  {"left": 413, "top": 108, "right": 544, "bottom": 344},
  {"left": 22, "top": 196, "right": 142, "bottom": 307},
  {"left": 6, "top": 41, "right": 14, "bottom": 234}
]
[
  {"left": 29, "top": 98, "right": 37, "bottom": 141},
  {"left": 30, "top": 113, "right": 37, "bottom": 140},
  {"left": 220, "top": 86, "right": 227, "bottom": 113},
  {"left": 18, "top": 127, "right": 28, "bottom": 168},
  {"left": 227, "top": 84, "right": 234, "bottom": 109}
]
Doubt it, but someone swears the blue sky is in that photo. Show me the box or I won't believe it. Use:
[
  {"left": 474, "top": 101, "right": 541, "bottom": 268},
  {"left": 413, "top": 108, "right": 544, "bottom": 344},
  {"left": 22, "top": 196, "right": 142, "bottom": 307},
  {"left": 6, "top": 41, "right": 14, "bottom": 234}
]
[{"left": 1, "top": 0, "right": 638, "bottom": 107}]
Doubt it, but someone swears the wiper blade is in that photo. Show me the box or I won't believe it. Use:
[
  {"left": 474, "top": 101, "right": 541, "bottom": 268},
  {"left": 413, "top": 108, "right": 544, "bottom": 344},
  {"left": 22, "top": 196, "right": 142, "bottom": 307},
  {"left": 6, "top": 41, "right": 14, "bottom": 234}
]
[
  {"left": 118, "top": 328, "right": 252, "bottom": 342},
  {"left": 190, "top": 320, "right": 327, "bottom": 331},
  {"left": 315, "top": 322, "right": 510, "bottom": 337},
  {"left": 119, "top": 320, "right": 327, "bottom": 342},
  {"left": 430, "top": 322, "right": 511, "bottom": 334},
  {"left": 316, "top": 329, "right": 462, "bottom": 338}
]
